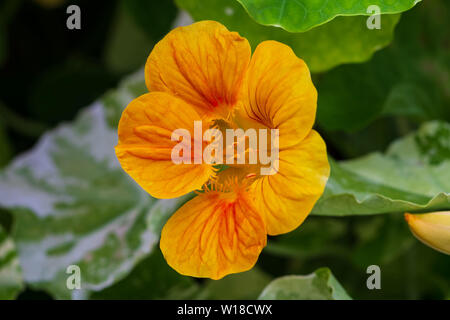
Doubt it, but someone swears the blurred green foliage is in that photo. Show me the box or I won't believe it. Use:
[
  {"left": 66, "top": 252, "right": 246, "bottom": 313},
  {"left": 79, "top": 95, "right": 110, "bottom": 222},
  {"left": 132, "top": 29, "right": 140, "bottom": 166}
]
[
  {"left": 0, "top": 0, "right": 448, "bottom": 301},
  {"left": 313, "top": 122, "right": 450, "bottom": 216}
]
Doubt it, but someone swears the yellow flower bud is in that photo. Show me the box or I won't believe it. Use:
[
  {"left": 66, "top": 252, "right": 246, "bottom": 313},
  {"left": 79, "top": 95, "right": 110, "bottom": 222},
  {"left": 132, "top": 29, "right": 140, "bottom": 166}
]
[{"left": 405, "top": 212, "right": 450, "bottom": 255}]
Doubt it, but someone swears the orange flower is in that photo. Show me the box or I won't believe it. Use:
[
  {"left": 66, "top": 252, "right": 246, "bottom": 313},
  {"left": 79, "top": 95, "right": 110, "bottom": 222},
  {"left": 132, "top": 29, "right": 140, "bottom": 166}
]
[{"left": 115, "top": 21, "right": 330, "bottom": 279}]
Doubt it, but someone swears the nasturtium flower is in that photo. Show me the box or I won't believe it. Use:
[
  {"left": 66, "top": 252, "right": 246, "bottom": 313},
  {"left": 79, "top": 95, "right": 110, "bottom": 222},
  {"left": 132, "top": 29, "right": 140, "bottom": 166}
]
[
  {"left": 405, "top": 212, "right": 450, "bottom": 255},
  {"left": 115, "top": 21, "right": 330, "bottom": 279}
]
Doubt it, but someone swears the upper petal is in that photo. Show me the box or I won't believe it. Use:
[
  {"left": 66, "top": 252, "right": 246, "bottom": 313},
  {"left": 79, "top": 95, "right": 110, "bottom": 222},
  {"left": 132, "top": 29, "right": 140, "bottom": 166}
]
[
  {"left": 115, "top": 92, "right": 213, "bottom": 199},
  {"left": 160, "top": 189, "right": 267, "bottom": 280},
  {"left": 249, "top": 130, "right": 330, "bottom": 235},
  {"left": 145, "top": 21, "right": 251, "bottom": 120},
  {"left": 237, "top": 40, "right": 317, "bottom": 149}
]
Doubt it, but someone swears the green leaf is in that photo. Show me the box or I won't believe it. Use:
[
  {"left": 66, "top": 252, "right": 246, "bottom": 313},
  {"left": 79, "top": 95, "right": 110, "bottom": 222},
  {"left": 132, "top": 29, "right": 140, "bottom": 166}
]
[
  {"left": 258, "top": 268, "right": 351, "bottom": 300},
  {"left": 28, "top": 59, "right": 116, "bottom": 125},
  {"left": 237, "top": 0, "right": 420, "bottom": 32},
  {"left": 265, "top": 217, "right": 348, "bottom": 259},
  {"left": 91, "top": 249, "right": 199, "bottom": 300},
  {"left": 176, "top": 0, "right": 400, "bottom": 73},
  {"left": 123, "top": 0, "right": 178, "bottom": 41},
  {"left": 317, "top": 0, "right": 450, "bottom": 131},
  {"left": 0, "top": 225, "right": 24, "bottom": 299},
  {"left": 0, "top": 70, "right": 189, "bottom": 299},
  {"left": 313, "top": 121, "right": 450, "bottom": 216}
]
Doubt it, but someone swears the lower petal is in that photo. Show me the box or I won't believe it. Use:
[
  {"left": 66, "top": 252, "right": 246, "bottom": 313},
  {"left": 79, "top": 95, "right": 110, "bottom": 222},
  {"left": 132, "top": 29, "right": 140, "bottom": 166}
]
[{"left": 160, "top": 189, "right": 266, "bottom": 279}]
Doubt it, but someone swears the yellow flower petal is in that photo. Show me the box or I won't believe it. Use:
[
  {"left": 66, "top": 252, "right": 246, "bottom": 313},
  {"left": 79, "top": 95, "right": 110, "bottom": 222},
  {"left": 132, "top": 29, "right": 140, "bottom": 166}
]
[
  {"left": 238, "top": 40, "right": 317, "bottom": 149},
  {"left": 146, "top": 21, "right": 251, "bottom": 120},
  {"left": 405, "top": 212, "right": 450, "bottom": 255},
  {"left": 250, "top": 130, "right": 330, "bottom": 235},
  {"left": 115, "top": 92, "right": 213, "bottom": 199},
  {"left": 160, "top": 189, "right": 267, "bottom": 280}
]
